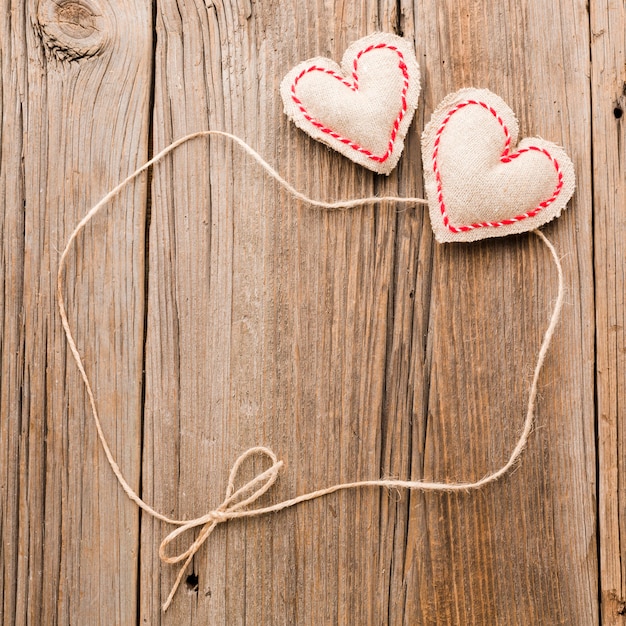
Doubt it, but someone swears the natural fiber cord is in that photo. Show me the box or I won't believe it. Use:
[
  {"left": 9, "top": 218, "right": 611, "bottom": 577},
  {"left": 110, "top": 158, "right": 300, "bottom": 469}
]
[{"left": 57, "top": 129, "right": 564, "bottom": 612}]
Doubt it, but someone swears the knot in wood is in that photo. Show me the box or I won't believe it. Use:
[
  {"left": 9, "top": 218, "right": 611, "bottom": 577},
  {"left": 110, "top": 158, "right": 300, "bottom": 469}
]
[{"left": 37, "top": 0, "right": 108, "bottom": 61}]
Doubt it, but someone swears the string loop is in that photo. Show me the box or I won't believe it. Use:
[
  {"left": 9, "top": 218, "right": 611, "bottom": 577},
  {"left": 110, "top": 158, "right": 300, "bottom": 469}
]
[{"left": 56, "top": 130, "right": 564, "bottom": 613}]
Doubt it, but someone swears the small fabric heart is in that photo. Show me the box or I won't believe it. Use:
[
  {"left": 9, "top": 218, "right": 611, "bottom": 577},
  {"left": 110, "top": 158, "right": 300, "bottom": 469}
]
[
  {"left": 421, "top": 88, "right": 575, "bottom": 243},
  {"left": 280, "top": 33, "right": 421, "bottom": 175}
]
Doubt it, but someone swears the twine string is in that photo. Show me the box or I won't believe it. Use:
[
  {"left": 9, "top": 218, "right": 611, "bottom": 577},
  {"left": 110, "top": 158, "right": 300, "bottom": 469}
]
[
  {"left": 56, "top": 130, "right": 564, "bottom": 612},
  {"left": 158, "top": 446, "right": 284, "bottom": 611}
]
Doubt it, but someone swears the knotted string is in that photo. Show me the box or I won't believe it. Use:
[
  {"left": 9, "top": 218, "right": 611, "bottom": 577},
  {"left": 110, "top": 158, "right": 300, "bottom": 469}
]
[
  {"left": 158, "top": 446, "right": 284, "bottom": 610},
  {"left": 57, "top": 130, "right": 564, "bottom": 612}
]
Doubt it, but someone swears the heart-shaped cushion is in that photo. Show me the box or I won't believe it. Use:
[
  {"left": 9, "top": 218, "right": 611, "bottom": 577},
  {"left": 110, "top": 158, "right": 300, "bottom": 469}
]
[
  {"left": 280, "top": 33, "right": 421, "bottom": 175},
  {"left": 421, "top": 88, "right": 576, "bottom": 243}
]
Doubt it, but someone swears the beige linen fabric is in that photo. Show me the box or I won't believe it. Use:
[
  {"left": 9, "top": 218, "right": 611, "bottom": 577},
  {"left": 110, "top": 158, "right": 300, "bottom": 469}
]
[
  {"left": 421, "top": 88, "right": 576, "bottom": 243},
  {"left": 280, "top": 33, "right": 420, "bottom": 175}
]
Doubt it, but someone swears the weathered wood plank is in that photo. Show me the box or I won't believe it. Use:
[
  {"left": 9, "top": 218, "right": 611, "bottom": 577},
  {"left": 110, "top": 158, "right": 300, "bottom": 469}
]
[
  {"left": 0, "top": 0, "right": 152, "bottom": 623},
  {"left": 591, "top": 0, "right": 626, "bottom": 623},
  {"left": 142, "top": 1, "right": 415, "bottom": 623},
  {"left": 400, "top": 1, "right": 597, "bottom": 623},
  {"left": 0, "top": 4, "right": 27, "bottom": 622}
]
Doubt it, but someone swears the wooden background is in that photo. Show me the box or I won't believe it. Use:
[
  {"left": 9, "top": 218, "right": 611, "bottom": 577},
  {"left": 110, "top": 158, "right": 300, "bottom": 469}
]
[{"left": 1, "top": 0, "right": 624, "bottom": 624}]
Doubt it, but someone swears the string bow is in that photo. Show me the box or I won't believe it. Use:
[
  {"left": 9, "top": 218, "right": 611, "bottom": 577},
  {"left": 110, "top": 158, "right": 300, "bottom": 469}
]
[{"left": 158, "top": 446, "right": 283, "bottom": 611}]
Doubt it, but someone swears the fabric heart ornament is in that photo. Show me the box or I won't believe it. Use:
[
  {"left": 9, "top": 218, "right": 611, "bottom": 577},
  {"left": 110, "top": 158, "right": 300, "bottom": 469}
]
[
  {"left": 421, "top": 88, "right": 575, "bottom": 243},
  {"left": 280, "top": 33, "right": 421, "bottom": 175}
]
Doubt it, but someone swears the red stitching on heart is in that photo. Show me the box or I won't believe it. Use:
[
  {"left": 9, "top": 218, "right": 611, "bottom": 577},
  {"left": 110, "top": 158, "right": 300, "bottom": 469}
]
[
  {"left": 432, "top": 99, "right": 564, "bottom": 233},
  {"left": 290, "top": 43, "right": 410, "bottom": 163}
]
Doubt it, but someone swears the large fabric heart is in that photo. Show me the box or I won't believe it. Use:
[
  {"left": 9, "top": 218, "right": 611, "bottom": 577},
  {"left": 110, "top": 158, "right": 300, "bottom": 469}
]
[
  {"left": 280, "top": 33, "right": 421, "bottom": 175},
  {"left": 421, "top": 88, "right": 576, "bottom": 243}
]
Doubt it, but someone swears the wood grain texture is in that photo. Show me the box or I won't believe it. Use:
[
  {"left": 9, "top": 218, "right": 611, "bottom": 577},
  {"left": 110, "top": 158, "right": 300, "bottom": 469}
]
[
  {"left": 140, "top": 0, "right": 596, "bottom": 624},
  {"left": 1, "top": 0, "right": 152, "bottom": 623},
  {"left": 0, "top": 0, "right": 612, "bottom": 624},
  {"left": 592, "top": 1, "right": 626, "bottom": 623},
  {"left": 407, "top": 2, "right": 596, "bottom": 624}
]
